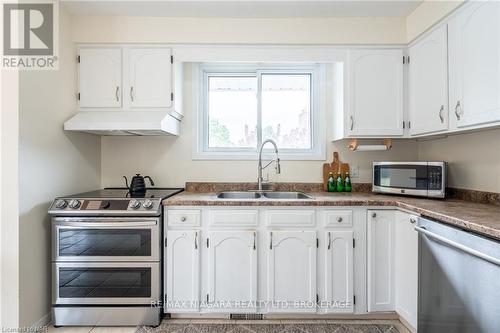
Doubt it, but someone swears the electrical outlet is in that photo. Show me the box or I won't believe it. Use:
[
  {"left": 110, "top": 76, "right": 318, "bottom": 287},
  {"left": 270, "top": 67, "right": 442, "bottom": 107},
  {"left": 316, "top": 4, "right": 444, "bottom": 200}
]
[{"left": 350, "top": 165, "right": 360, "bottom": 178}]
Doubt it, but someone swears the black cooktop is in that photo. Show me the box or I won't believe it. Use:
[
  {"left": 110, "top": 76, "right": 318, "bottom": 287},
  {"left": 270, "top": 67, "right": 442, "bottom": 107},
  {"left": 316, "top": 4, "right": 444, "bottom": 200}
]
[{"left": 66, "top": 187, "right": 184, "bottom": 199}]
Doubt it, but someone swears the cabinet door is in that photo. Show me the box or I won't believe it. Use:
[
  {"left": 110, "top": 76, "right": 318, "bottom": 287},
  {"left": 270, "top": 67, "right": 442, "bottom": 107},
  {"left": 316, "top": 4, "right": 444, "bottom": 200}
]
[
  {"left": 267, "top": 231, "right": 317, "bottom": 313},
  {"left": 409, "top": 25, "right": 449, "bottom": 136},
  {"left": 367, "top": 210, "right": 395, "bottom": 312},
  {"left": 207, "top": 231, "right": 257, "bottom": 312},
  {"left": 395, "top": 212, "right": 418, "bottom": 330},
  {"left": 348, "top": 49, "right": 404, "bottom": 136},
  {"left": 324, "top": 231, "right": 354, "bottom": 313},
  {"left": 165, "top": 230, "right": 200, "bottom": 313},
  {"left": 128, "top": 48, "right": 172, "bottom": 108},
  {"left": 79, "top": 48, "right": 122, "bottom": 108},
  {"left": 449, "top": 2, "right": 500, "bottom": 129}
]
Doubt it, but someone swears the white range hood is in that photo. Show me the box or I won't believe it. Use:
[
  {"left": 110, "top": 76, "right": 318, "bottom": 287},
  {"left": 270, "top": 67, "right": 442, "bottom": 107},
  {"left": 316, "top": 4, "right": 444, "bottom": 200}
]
[{"left": 64, "top": 111, "right": 180, "bottom": 136}]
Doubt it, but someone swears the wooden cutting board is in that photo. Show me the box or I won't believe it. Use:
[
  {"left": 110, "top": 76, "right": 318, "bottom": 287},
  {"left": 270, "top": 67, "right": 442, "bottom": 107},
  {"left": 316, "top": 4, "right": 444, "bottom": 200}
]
[{"left": 322, "top": 152, "right": 350, "bottom": 191}]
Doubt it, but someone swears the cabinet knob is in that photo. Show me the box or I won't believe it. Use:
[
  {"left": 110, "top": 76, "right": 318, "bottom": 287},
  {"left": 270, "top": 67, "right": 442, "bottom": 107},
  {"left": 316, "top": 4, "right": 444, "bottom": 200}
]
[
  {"left": 372, "top": 212, "right": 377, "bottom": 218},
  {"left": 455, "top": 101, "right": 462, "bottom": 121},
  {"left": 337, "top": 217, "right": 343, "bottom": 223},
  {"left": 181, "top": 216, "right": 187, "bottom": 222},
  {"left": 410, "top": 217, "right": 417, "bottom": 224}
]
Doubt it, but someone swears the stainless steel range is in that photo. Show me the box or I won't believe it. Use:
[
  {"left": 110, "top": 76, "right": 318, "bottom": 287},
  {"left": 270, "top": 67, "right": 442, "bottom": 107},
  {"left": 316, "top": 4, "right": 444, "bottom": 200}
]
[{"left": 48, "top": 188, "right": 183, "bottom": 327}]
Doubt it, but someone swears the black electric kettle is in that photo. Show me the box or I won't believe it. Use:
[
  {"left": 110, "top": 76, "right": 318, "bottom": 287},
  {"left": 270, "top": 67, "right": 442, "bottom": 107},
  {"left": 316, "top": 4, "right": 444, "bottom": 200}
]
[{"left": 123, "top": 174, "right": 155, "bottom": 195}]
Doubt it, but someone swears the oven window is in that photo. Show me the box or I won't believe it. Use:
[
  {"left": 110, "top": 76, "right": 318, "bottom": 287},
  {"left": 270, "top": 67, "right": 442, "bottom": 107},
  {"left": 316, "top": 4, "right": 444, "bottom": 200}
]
[
  {"left": 374, "top": 164, "right": 428, "bottom": 190},
  {"left": 59, "top": 267, "right": 151, "bottom": 298},
  {"left": 59, "top": 229, "right": 151, "bottom": 257}
]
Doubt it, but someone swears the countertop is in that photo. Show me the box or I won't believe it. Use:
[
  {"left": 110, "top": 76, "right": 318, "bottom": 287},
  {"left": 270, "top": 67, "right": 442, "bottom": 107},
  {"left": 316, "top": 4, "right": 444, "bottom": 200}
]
[{"left": 164, "top": 191, "right": 500, "bottom": 240}]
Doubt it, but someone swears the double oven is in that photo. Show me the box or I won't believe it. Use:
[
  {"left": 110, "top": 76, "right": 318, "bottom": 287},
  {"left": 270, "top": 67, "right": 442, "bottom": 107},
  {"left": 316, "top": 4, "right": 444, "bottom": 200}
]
[{"left": 49, "top": 188, "right": 182, "bottom": 326}]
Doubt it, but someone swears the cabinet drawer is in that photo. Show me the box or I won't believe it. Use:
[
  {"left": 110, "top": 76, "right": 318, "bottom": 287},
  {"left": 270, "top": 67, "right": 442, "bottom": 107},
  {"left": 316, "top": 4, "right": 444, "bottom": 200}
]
[
  {"left": 209, "top": 210, "right": 259, "bottom": 227},
  {"left": 167, "top": 210, "right": 201, "bottom": 227},
  {"left": 324, "top": 210, "right": 353, "bottom": 227},
  {"left": 266, "top": 210, "right": 316, "bottom": 227}
]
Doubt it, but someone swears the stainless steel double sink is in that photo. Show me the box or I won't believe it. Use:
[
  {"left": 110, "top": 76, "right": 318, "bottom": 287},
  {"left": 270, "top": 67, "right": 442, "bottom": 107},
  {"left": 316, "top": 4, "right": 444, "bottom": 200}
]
[{"left": 216, "top": 191, "right": 313, "bottom": 199}]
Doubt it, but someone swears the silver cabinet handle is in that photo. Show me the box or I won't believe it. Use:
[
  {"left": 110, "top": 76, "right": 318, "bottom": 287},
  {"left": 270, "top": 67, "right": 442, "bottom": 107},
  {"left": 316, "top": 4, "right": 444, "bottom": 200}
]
[
  {"left": 454, "top": 101, "right": 461, "bottom": 120},
  {"left": 371, "top": 212, "right": 377, "bottom": 218},
  {"left": 253, "top": 232, "right": 256, "bottom": 250},
  {"left": 415, "top": 226, "right": 500, "bottom": 267},
  {"left": 269, "top": 232, "right": 273, "bottom": 250},
  {"left": 350, "top": 116, "right": 354, "bottom": 131},
  {"left": 195, "top": 231, "right": 198, "bottom": 249},
  {"left": 337, "top": 217, "right": 343, "bottom": 223},
  {"left": 115, "top": 86, "right": 120, "bottom": 102},
  {"left": 410, "top": 217, "right": 417, "bottom": 224},
  {"left": 130, "top": 86, "right": 134, "bottom": 102},
  {"left": 327, "top": 232, "right": 331, "bottom": 250},
  {"left": 439, "top": 105, "right": 444, "bottom": 123}
]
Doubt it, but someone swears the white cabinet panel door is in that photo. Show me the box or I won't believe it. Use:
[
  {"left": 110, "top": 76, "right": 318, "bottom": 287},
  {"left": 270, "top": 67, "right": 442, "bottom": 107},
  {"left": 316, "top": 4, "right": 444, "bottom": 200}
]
[
  {"left": 449, "top": 2, "right": 500, "bottom": 129},
  {"left": 128, "top": 48, "right": 173, "bottom": 108},
  {"left": 267, "top": 231, "right": 317, "bottom": 313},
  {"left": 79, "top": 48, "right": 122, "bottom": 108},
  {"left": 324, "top": 231, "right": 354, "bottom": 313},
  {"left": 367, "top": 210, "right": 395, "bottom": 312},
  {"left": 348, "top": 49, "right": 404, "bottom": 136},
  {"left": 208, "top": 231, "right": 257, "bottom": 312},
  {"left": 165, "top": 230, "right": 200, "bottom": 313},
  {"left": 395, "top": 211, "right": 418, "bottom": 330},
  {"left": 409, "top": 25, "right": 449, "bottom": 136}
]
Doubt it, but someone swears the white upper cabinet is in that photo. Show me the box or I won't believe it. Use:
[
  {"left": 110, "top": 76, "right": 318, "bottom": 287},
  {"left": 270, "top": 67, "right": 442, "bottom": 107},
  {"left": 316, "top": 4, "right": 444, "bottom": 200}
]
[
  {"left": 79, "top": 48, "right": 122, "bottom": 108},
  {"left": 207, "top": 231, "right": 257, "bottom": 312},
  {"left": 449, "top": 1, "right": 500, "bottom": 129},
  {"left": 165, "top": 230, "right": 200, "bottom": 313},
  {"left": 347, "top": 49, "right": 404, "bottom": 137},
  {"left": 267, "top": 230, "right": 317, "bottom": 313},
  {"left": 409, "top": 25, "right": 449, "bottom": 136},
  {"left": 127, "top": 48, "right": 173, "bottom": 108},
  {"left": 323, "top": 230, "right": 354, "bottom": 314}
]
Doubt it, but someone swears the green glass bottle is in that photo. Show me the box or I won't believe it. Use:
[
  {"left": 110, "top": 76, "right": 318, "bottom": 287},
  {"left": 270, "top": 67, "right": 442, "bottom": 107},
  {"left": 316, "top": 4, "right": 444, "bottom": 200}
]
[
  {"left": 327, "top": 172, "right": 336, "bottom": 192},
  {"left": 344, "top": 172, "right": 352, "bottom": 192},
  {"left": 336, "top": 172, "right": 344, "bottom": 192}
]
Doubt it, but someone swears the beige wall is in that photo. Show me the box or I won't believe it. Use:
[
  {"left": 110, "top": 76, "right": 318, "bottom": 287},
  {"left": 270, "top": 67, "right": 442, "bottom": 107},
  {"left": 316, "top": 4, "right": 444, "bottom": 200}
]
[
  {"left": 71, "top": 15, "right": 407, "bottom": 45},
  {"left": 1, "top": 68, "right": 20, "bottom": 328},
  {"left": 101, "top": 64, "right": 418, "bottom": 187},
  {"left": 417, "top": 129, "right": 500, "bottom": 193},
  {"left": 18, "top": 9, "right": 101, "bottom": 327},
  {"left": 406, "top": 0, "right": 464, "bottom": 42}
]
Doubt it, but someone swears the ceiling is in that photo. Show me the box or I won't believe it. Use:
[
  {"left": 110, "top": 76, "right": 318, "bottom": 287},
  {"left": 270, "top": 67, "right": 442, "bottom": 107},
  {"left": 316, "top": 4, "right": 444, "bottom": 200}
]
[{"left": 60, "top": 0, "right": 423, "bottom": 18}]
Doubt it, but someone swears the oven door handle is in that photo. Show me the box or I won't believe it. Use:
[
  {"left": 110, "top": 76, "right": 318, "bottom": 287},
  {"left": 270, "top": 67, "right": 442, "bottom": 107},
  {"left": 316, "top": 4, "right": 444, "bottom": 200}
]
[
  {"left": 55, "top": 221, "right": 157, "bottom": 228},
  {"left": 415, "top": 226, "right": 500, "bottom": 267}
]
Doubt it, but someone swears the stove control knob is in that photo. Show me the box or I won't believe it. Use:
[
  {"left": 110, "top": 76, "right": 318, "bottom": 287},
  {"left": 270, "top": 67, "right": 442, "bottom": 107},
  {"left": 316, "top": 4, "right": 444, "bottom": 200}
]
[
  {"left": 142, "top": 199, "right": 154, "bottom": 210},
  {"left": 129, "top": 199, "right": 141, "bottom": 210},
  {"left": 68, "top": 199, "right": 81, "bottom": 209},
  {"left": 55, "top": 199, "right": 67, "bottom": 209}
]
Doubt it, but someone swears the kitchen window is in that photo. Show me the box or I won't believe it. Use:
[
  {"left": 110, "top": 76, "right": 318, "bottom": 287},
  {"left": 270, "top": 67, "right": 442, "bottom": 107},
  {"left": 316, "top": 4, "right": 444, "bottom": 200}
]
[{"left": 194, "top": 64, "right": 326, "bottom": 160}]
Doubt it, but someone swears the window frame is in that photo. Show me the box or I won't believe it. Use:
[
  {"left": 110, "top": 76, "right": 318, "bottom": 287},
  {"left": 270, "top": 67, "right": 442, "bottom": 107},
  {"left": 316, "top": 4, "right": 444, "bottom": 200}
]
[{"left": 193, "top": 63, "right": 326, "bottom": 160}]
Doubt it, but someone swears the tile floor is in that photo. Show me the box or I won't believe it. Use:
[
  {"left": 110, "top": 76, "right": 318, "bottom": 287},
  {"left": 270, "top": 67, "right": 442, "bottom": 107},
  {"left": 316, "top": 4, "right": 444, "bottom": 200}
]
[{"left": 47, "top": 319, "right": 411, "bottom": 333}]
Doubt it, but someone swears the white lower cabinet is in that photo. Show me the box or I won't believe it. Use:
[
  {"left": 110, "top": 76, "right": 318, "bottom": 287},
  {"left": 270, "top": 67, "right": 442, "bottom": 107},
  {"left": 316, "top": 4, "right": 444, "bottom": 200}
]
[
  {"left": 394, "top": 211, "right": 419, "bottom": 330},
  {"left": 323, "top": 230, "right": 354, "bottom": 313},
  {"left": 165, "top": 230, "right": 200, "bottom": 312},
  {"left": 267, "top": 230, "right": 317, "bottom": 313},
  {"left": 207, "top": 231, "right": 257, "bottom": 312},
  {"left": 164, "top": 206, "right": 415, "bottom": 320},
  {"left": 367, "top": 210, "right": 395, "bottom": 312}
]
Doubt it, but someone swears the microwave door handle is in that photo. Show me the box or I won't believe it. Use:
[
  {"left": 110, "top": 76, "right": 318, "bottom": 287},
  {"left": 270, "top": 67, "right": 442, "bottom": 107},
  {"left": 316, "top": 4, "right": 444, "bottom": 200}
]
[{"left": 55, "top": 221, "right": 157, "bottom": 228}]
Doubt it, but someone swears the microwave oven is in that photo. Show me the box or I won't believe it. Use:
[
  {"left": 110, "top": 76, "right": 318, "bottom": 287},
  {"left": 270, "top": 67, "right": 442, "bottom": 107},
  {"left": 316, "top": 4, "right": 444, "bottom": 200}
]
[{"left": 372, "top": 161, "right": 446, "bottom": 198}]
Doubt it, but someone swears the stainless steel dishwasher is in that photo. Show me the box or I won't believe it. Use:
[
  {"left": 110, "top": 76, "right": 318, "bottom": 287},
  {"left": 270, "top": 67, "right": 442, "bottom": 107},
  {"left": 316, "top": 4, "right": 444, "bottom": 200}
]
[{"left": 416, "top": 217, "right": 500, "bottom": 333}]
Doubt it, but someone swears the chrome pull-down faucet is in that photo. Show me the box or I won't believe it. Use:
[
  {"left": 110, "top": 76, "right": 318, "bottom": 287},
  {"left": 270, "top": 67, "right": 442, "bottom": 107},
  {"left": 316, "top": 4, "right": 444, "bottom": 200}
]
[{"left": 257, "top": 139, "right": 281, "bottom": 191}]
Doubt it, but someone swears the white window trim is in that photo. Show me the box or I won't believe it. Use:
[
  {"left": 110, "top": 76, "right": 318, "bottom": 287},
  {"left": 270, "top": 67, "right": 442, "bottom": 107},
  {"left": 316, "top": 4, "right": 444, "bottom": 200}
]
[{"left": 192, "top": 63, "right": 326, "bottom": 161}]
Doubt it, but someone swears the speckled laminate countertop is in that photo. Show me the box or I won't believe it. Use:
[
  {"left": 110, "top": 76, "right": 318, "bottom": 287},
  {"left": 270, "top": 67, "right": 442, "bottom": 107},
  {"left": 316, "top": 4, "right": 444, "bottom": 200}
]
[{"left": 164, "top": 191, "right": 500, "bottom": 240}]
